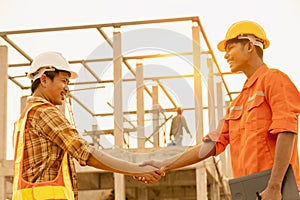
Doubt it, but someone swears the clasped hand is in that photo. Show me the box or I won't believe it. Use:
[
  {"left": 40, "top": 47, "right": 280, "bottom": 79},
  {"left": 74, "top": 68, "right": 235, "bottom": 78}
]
[{"left": 133, "top": 160, "right": 165, "bottom": 184}]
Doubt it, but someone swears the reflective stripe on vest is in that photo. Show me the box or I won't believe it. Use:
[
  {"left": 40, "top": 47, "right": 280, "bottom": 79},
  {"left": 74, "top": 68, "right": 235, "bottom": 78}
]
[{"left": 12, "top": 102, "right": 74, "bottom": 200}]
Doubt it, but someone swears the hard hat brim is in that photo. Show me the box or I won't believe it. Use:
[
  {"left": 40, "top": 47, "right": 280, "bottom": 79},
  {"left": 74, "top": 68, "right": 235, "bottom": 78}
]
[
  {"left": 217, "top": 40, "right": 227, "bottom": 52},
  {"left": 53, "top": 67, "right": 78, "bottom": 79},
  {"left": 28, "top": 51, "right": 78, "bottom": 80},
  {"left": 69, "top": 71, "right": 78, "bottom": 79},
  {"left": 27, "top": 66, "right": 78, "bottom": 81}
]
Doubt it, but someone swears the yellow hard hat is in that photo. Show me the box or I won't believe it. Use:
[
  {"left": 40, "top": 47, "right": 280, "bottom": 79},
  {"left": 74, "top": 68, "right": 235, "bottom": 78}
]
[{"left": 217, "top": 20, "right": 270, "bottom": 52}]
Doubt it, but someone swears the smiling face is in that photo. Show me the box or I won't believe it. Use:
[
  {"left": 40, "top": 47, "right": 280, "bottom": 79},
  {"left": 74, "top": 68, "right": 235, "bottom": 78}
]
[
  {"left": 224, "top": 39, "right": 250, "bottom": 73},
  {"left": 38, "top": 71, "right": 70, "bottom": 105}
]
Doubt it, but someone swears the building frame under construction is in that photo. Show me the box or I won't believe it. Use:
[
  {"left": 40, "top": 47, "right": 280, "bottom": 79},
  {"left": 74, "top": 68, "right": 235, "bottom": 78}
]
[{"left": 0, "top": 16, "right": 237, "bottom": 199}]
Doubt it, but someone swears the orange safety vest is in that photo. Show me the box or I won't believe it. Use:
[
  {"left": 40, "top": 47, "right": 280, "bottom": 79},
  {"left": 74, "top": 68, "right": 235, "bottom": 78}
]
[{"left": 12, "top": 102, "right": 75, "bottom": 200}]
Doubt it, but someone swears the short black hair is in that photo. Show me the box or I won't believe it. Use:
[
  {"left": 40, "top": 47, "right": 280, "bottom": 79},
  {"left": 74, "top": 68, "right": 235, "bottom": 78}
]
[{"left": 31, "top": 69, "right": 71, "bottom": 94}]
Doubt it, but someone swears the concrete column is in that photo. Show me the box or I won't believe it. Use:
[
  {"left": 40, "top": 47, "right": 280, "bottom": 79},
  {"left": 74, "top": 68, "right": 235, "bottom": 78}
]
[
  {"left": 113, "top": 27, "right": 125, "bottom": 200},
  {"left": 210, "top": 179, "right": 220, "bottom": 200},
  {"left": 207, "top": 61, "right": 221, "bottom": 199},
  {"left": 114, "top": 173, "right": 125, "bottom": 199},
  {"left": 216, "top": 82, "right": 224, "bottom": 121},
  {"left": 152, "top": 83, "right": 159, "bottom": 147},
  {"left": 192, "top": 22, "right": 207, "bottom": 200},
  {"left": 92, "top": 123, "right": 99, "bottom": 149},
  {"left": 207, "top": 58, "right": 216, "bottom": 131},
  {"left": 0, "top": 45, "right": 8, "bottom": 200},
  {"left": 196, "top": 167, "right": 207, "bottom": 200},
  {"left": 0, "top": 45, "right": 8, "bottom": 161},
  {"left": 224, "top": 101, "right": 232, "bottom": 178},
  {"left": 192, "top": 22, "right": 204, "bottom": 143},
  {"left": 113, "top": 26, "right": 124, "bottom": 148},
  {"left": 0, "top": 176, "right": 5, "bottom": 200},
  {"left": 207, "top": 60, "right": 222, "bottom": 199},
  {"left": 136, "top": 61, "right": 145, "bottom": 148},
  {"left": 216, "top": 82, "right": 228, "bottom": 177}
]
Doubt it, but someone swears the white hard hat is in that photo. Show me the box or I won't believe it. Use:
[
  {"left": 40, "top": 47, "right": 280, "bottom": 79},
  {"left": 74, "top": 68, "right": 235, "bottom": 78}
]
[{"left": 27, "top": 51, "right": 78, "bottom": 81}]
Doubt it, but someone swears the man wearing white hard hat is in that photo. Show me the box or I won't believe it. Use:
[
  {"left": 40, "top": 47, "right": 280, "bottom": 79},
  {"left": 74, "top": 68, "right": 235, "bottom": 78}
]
[
  {"left": 138, "top": 21, "right": 300, "bottom": 200},
  {"left": 12, "top": 51, "right": 163, "bottom": 200}
]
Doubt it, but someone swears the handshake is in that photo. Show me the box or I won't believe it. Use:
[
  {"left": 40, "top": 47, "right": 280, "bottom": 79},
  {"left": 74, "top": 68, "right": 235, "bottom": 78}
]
[
  {"left": 89, "top": 147, "right": 175, "bottom": 185},
  {"left": 89, "top": 141, "right": 215, "bottom": 184},
  {"left": 133, "top": 160, "right": 167, "bottom": 184}
]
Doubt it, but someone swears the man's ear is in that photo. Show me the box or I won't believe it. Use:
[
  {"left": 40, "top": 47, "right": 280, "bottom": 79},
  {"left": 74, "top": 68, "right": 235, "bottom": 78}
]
[
  {"left": 247, "top": 42, "right": 255, "bottom": 52},
  {"left": 39, "top": 74, "right": 47, "bottom": 86}
]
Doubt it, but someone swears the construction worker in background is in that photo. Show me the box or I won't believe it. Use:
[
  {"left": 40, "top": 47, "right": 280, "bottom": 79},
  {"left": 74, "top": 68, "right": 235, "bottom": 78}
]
[
  {"left": 138, "top": 20, "right": 300, "bottom": 200},
  {"left": 169, "top": 107, "right": 192, "bottom": 146},
  {"left": 12, "top": 51, "right": 163, "bottom": 200}
]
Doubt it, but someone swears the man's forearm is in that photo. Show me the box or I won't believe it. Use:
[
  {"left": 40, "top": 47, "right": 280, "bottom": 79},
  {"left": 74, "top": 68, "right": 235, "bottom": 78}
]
[
  {"left": 163, "top": 142, "right": 216, "bottom": 172},
  {"left": 87, "top": 149, "right": 157, "bottom": 175},
  {"left": 268, "top": 132, "right": 296, "bottom": 189}
]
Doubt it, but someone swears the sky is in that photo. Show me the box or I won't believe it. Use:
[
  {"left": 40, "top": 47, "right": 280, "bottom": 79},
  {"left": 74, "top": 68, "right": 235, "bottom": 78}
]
[
  {"left": 1, "top": 0, "right": 300, "bottom": 159},
  {"left": 0, "top": 0, "right": 299, "bottom": 82}
]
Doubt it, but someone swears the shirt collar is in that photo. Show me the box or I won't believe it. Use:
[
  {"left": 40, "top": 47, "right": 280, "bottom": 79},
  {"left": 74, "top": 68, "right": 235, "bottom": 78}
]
[
  {"left": 27, "top": 96, "right": 52, "bottom": 104},
  {"left": 243, "top": 64, "right": 268, "bottom": 89}
]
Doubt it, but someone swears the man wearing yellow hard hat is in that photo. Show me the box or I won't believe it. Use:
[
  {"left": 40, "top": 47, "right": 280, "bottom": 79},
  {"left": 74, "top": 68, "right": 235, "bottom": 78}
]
[{"left": 139, "top": 20, "right": 300, "bottom": 200}]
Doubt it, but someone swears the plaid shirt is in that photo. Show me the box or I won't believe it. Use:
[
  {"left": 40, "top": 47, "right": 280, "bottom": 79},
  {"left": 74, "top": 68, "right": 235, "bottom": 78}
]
[{"left": 20, "top": 97, "right": 90, "bottom": 199}]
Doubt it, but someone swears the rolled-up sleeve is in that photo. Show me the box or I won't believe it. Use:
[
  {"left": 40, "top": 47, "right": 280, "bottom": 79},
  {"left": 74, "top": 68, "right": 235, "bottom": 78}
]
[
  {"left": 265, "top": 70, "right": 300, "bottom": 135},
  {"left": 203, "top": 118, "right": 230, "bottom": 156}
]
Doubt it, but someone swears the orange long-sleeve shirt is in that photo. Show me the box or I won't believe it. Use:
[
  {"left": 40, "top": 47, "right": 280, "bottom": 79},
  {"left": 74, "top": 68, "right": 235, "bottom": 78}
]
[{"left": 206, "top": 64, "right": 300, "bottom": 188}]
